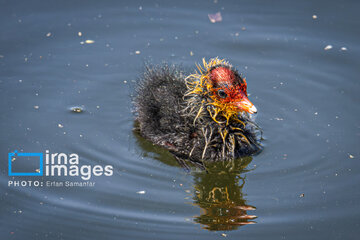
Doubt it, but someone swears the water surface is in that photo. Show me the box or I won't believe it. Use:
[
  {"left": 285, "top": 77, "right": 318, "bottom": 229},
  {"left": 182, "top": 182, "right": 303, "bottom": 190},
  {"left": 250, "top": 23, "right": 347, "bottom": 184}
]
[{"left": 1, "top": 0, "right": 359, "bottom": 239}]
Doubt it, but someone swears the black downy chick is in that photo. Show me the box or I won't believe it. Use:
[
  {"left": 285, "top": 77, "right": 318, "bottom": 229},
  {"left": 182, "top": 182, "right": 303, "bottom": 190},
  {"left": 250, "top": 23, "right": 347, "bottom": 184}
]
[{"left": 134, "top": 58, "right": 262, "bottom": 165}]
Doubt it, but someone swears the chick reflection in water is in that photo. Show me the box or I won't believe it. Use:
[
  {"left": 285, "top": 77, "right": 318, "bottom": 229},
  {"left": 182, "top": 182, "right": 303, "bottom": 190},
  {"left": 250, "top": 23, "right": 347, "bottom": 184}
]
[
  {"left": 133, "top": 132, "right": 257, "bottom": 231},
  {"left": 192, "top": 158, "right": 256, "bottom": 231}
]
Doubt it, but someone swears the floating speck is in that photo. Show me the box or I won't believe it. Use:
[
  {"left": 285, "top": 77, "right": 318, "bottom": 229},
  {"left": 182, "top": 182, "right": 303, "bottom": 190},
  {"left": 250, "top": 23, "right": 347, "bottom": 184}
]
[
  {"left": 349, "top": 154, "right": 354, "bottom": 159},
  {"left": 70, "top": 106, "right": 83, "bottom": 113},
  {"left": 299, "top": 193, "right": 305, "bottom": 198},
  {"left": 34, "top": 105, "right": 39, "bottom": 109},
  {"left": 312, "top": 15, "right": 317, "bottom": 19},
  {"left": 208, "top": 12, "right": 222, "bottom": 23},
  {"left": 190, "top": 51, "right": 194, "bottom": 56},
  {"left": 46, "top": 32, "right": 52, "bottom": 37},
  {"left": 58, "top": 123, "right": 64, "bottom": 128},
  {"left": 78, "top": 32, "right": 82, "bottom": 37},
  {"left": 80, "top": 134, "right": 83, "bottom": 138},
  {"left": 340, "top": 47, "right": 347, "bottom": 51},
  {"left": 36, "top": 169, "right": 40, "bottom": 173},
  {"left": 241, "top": 27, "right": 246, "bottom": 31},
  {"left": 96, "top": 105, "right": 100, "bottom": 109},
  {"left": 139, "top": 6, "right": 142, "bottom": 11},
  {"left": 314, "top": 112, "right": 318, "bottom": 115},
  {"left": 85, "top": 39, "right": 95, "bottom": 44},
  {"left": 324, "top": 45, "right": 333, "bottom": 50},
  {"left": 124, "top": 80, "right": 127, "bottom": 84},
  {"left": 221, "top": 233, "right": 227, "bottom": 237},
  {"left": 136, "top": 190, "right": 146, "bottom": 194},
  {"left": 19, "top": 79, "right": 23, "bottom": 83},
  {"left": 135, "top": 50, "right": 141, "bottom": 55},
  {"left": 80, "top": 41, "right": 84, "bottom": 45}
]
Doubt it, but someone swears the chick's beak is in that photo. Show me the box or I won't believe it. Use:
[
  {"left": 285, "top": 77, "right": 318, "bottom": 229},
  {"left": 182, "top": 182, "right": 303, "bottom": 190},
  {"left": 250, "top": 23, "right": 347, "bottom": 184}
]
[{"left": 234, "top": 95, "right": 257, "bottom": 114}]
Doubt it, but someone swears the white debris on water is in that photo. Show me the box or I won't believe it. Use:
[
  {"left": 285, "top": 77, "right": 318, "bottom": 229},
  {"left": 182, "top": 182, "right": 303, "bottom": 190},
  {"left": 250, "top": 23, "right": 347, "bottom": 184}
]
[
  {"left": 324, "top": 45, "right": 333, "bottom": 50},
  {"left": 208, "top": 12, "right": 222, "bottom": 23}
]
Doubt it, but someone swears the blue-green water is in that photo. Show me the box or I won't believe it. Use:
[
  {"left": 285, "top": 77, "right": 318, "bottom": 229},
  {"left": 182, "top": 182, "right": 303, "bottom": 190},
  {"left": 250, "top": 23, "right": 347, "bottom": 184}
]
[{"left": 1, "top": 0, "right": 359, "bottom": 239}]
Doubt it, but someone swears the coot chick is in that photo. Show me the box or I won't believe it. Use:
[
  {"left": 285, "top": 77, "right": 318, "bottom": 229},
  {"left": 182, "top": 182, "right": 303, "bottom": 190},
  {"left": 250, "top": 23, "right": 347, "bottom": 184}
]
[{"left": 135, "top": 58, "right": 262, "bottom": 163}]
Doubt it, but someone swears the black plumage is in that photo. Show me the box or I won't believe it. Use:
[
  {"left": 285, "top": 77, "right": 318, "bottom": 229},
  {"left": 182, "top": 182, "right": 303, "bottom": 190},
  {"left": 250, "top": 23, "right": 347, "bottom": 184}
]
[{"left": 134, "top": 58, "right": 262, "bottom": 164}]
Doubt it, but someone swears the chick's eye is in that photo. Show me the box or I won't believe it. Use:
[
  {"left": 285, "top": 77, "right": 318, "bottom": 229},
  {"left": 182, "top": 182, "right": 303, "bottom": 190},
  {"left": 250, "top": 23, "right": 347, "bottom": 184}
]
[{"left": 217, "top": 89, "right": 227, "bottom": 98}]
